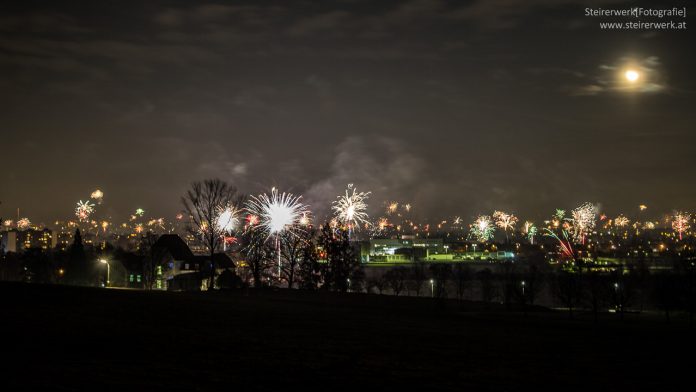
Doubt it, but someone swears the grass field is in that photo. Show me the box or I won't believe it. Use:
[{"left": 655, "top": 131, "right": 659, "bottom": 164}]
[{"left": 2, "top": 282, "right": 693, "bottom": 391}]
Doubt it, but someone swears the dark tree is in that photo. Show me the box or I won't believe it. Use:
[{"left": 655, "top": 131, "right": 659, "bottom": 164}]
[
  {"left": 384, "top": 267, "right": 408, "bottom": 296},
  {"left": 520, "top": 263, "right": 545, "bottom": 306},
  {"left": 281, "top": 229, "right": 315, "bottom": 289},
  {"left": 584, "top": 270, "right": 609, "bottom": 323},
  {"left": 477, "top": 268, "right": 496, "bottom": 304},
  {"left": 140, "top": 232, "right": 166, "bottom": 290},
  {"left": 21, "top": 249, "right": 55, "bottom": 284},
  {"left": 182, "top": 179, "right": 240, "bottom": 290},
  {"left": 297, "top": 228, "right": 322, "bottom": 290},
  {"left": 609, "top": 264, "right": 635, "bottom": 320},
  {"left": 66, "top": 229, "right": 92, "bottom": 286},
  {"left": 652, "top": 272, "right": 679, "bottom": 323},
  {"left": 240, "top": 228, "right": 273, "bottom": 288},
  {"left": 429, "top": 264, "right": 452, "bottom": 299},
  {"left": 367, "top": 275, "right": 388, "bottom": 295},
  {"left": 408, "top": 260, "right": 428, "bottom": 296},
  {"left": 453, "top": 263, "right": 473, "bottom": 301},
  {"left": 498, "top": 261, "right": 517, "bottom": 309},
  {"left": 217, "top": 268, "right": 243, "bottom": 289},
  {"left": 318, "top": 224, "right": 359, "bottom": 292},
  {"left": 348, "top": 268, "right": 366, "bottom": 293},
  {"left": 553, "top": 270, "right": 582, "bottom": 319}
]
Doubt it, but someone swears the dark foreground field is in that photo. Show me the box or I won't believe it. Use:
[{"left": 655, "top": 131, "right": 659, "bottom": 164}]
[{"left": 2, "top": 283, "right": 693, "bottom": 391}]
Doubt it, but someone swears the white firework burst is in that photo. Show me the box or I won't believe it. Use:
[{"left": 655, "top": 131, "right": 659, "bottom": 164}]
[
  {"left": 75, "top": 200, "right": 95, "bottom": 222},
  {"left": 570, "top": 202, "right": 597, "bottom": 242},
  {"left": 332, "top": 184, "right": 370, "bottom": 231},
  {"left": 470, "top": 215, "right": 495, "bottom": 243},
  {"left": 246, "top": 187, "right": 309, "bottom": 238},
  {"left": 216, "top": 204, "right": 241, "bottom": 234}
]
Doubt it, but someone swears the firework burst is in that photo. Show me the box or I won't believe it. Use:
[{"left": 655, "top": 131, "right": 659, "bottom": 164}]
[
  {"left": 523, "top": 221, "right": 537, "bottom": 244},
  {"left": 493, "top": 210, "right": 518, "bottom": 242},
  {"left": 470, "top": 215, "right": 495, "bottom": 243},
  {"left": 216, "top": 205, "right": 241, "bottom": 234},
  {"left": 614, "top": 215, "right": 630, "bottom": 228},
  {"left": 543, "top": 228, "right": 575, "bottom": 260},
  {"left": 246, "top": 188, "right": 308, "bottom": 237},
  {"left": 75, "top": 200, "right": 95, "bottom": 222},
  {"left": 332, "top": 184, "right": 370, "bottom": 232},
  {"left": 671, "top": 212, "right": 691, "bottom": 240},
  {"left": 17, "top": 218, "right": 31, "bottom": 230},
  {"left": 570, "top": 202, "right": 597, "bottom": 243},
  {"left": 246, "top": 187, "right": 309, "bottom": 278},
  {"left": 90, "top": 189, "right": 104, "bottom": 203}
]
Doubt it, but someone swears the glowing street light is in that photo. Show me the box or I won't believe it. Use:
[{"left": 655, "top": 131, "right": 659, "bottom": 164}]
[{"left": 99, "top": 259, "right": 110, "bottom": 287}]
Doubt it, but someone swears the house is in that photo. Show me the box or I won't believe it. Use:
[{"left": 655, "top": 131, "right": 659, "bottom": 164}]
[{"left": 153, "top": 234, "right": 235, "bottom": 291}]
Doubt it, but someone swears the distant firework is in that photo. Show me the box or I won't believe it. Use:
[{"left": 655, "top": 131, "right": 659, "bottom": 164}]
[
  {"left": 299, "top": 212, "right": 311, "bottom": 226},
  {"left": 671, "top": 212, "right": 691, "bottom": 240},
  {"left": 332, "top": 184, "right": 370, "bottom": 231},
  {"left": 470, "top": 215, "right": 494, "bottom": 242},
  {"left": 543, "top": 228, "right": 575, "bottom": 260},
  {"left": 17, "top": 218, "right": 31, "bottom": 230},
  {"left": 75, "top": 200, "right": 95, "bottom": 222},
  {"left": 90, "top": 189, "right": 104, "bottom": 202},
  {"left": 135, "top": 208, "right": 145, "bottom": 217},
  {"left": 571, "top": 202, "right": 597, "bottom": 243},
  {"left": 523, "top": 221, "right": 537, "bottom": 244},
  {"left": 493, "top": 211, "right": 518, "bottom": 237},
  {"left": 614, "top": 215, "right": 630, "bottom": 227},
  {"left": 386, "top": 202, "right": 399, "bottom": 215}
]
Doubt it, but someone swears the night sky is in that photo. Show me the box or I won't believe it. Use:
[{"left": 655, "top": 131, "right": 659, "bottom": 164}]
[{"left": 1, "top": 0, "right": 694, "bottom": 224}]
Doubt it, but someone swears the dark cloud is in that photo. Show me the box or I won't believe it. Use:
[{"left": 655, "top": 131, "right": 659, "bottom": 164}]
[{"left": 0, "top": 0, "right": 695, "bottom": 225}]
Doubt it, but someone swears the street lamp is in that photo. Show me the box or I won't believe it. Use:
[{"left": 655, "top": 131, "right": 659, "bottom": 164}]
[
  {"left": 521, "top": 280, "right": 526, "bottom": 297},
  {"left": 99, "top": 259, "right": 110, "bottom": 287},
  {"left": 430, "top": 279, "right": 434, "bottom": 297}
]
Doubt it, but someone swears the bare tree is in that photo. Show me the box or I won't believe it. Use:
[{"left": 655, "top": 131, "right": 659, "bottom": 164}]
[
  {"left": 297, "top": 228, "right": 321, "bottom": 290},
  {"left": 408, "top": 260, "right": 428, "bottom": 296},
  {"left": 280, "top": 229, "right": 313, "bottom": 289},
  {"left": 140, "top": 231, "right": 166, "bottom": 290},
  {"left": 453, "top": 263, "right": 473, "bottom": 301},
  {"left": 429, "top": 264, "right": 452, "bottom": 299},
  {"left": 240, "top": 228, "right": 274, "bottom": 288},
  {"left": 477, "top": 268, "right": 496, "bottom": 304},
  {"left": 384, "top": 267, "right": 408, "bottom": 296},
  {"left": 553, "top": 270, "right": 582, "bottom": 319},
  {"left": 182, "top": 179, "right": 239, "bottom": 290}
]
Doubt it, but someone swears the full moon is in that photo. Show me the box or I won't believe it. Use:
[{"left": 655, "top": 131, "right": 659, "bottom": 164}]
[{"left": 625, "top": 70, "right": 640, "bottom": 82}]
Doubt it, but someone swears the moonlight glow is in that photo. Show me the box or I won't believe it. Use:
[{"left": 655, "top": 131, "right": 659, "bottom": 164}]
[{"left": 625, "top": 69, "right": 639, "bottom": 82}]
